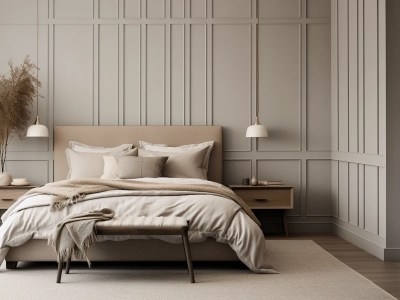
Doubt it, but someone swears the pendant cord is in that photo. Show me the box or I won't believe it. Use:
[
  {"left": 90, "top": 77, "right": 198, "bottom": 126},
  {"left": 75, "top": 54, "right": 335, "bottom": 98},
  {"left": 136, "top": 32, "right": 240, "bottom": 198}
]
[
  {"left": 255, "top": 0, "right": 259, "bottom": 120},
  {"left": 36, "top": 0, "right": 39, "bottom": 116}
]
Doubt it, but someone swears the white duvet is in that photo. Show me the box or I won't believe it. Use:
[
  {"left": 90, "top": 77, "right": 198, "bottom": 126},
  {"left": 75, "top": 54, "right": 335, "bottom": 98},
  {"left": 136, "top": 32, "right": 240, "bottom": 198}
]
[{"left": 0, "top": 178, "right": 276, "bottom": 273}]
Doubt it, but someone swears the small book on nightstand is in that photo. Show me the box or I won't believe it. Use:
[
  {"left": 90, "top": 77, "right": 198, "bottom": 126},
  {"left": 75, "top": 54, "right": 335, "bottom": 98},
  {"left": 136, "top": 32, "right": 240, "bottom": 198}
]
[{"left": 258, "top": 180, "right": 283, "bottom": 186}]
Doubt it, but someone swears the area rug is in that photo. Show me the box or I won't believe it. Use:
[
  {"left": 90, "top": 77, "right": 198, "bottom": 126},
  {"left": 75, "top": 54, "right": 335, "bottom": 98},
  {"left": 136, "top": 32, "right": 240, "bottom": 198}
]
[{"left": 0, "top": 240, "right": 395, "bottom": 299}]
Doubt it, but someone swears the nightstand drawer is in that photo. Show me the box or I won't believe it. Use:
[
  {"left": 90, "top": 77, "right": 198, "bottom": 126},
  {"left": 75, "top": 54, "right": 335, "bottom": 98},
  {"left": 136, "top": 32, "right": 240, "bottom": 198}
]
[
  {"left": 233, "top": 188, "right": 293, "bottom": 209},
  {"left": 0, "top": 187, "right": 34, "bottom": 209}
]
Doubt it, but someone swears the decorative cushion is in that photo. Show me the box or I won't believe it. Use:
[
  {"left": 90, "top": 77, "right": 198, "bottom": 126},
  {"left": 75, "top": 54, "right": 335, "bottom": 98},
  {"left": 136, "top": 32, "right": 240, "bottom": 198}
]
[
  {"left": 139, "top": 141, "right": 214, "bottom": 179},
  {"left": 116, "top": 156, "right": 168, "bottom": 179},
  {"left": 66, "top": 148, "right": 137, "bottom": 179},
  {"left": 138, "top": 147, "right": 208, "bottom": 179}
]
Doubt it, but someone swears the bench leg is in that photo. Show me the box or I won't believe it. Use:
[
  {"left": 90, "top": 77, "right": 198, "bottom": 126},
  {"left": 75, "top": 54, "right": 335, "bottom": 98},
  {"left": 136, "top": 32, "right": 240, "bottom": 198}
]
[
  {"left": 65, "top": 256, "right": 71, "bottom": 274},
  {"left": 6, "top": 261, "right": 18, "bottom": 269},
  {"left": 182, "top": 226, "right": 195, "bottom": 283},
  {"left": 56, "top": 260, "right": 63, "bottom": 283}
]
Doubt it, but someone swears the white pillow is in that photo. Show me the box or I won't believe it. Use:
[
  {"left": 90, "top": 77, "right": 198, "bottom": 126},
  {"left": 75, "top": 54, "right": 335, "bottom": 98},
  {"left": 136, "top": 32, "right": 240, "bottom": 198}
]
[
  {"left": 69, "top": 141, "right": 133, "bottom": 154},
  {"left": 66, "top": 148, "right": 137, "bottom": 179},
  {"left": 139, "top": 140, "right": 214, "bottom": 179}
]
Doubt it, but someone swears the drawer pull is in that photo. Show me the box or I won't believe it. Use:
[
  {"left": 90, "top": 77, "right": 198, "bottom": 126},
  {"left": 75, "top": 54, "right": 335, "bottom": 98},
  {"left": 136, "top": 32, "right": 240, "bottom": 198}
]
[
  {"left": 254, "top": 198, "right": 268, "bottom": 202},
  {"left": 1, "top": 198, "right": 15, "bottom": 201}
]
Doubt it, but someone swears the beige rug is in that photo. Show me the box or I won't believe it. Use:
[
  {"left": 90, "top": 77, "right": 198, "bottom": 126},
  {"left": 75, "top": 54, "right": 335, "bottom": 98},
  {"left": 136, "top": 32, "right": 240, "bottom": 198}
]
[{"left": 0, "top": 240, "right": 395, "bottom": 300}]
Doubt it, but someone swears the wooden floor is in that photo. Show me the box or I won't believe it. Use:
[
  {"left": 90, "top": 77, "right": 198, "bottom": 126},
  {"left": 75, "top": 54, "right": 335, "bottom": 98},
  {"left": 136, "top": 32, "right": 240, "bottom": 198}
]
[{"left": 272, "top": 234, "right": 400, "bottom": 299}]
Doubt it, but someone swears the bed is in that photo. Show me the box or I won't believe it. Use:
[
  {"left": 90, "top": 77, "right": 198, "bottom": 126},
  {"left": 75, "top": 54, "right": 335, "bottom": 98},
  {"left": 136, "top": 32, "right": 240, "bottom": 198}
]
[{"left": 0, "top": 126, "right": 274, "bottom": 273}]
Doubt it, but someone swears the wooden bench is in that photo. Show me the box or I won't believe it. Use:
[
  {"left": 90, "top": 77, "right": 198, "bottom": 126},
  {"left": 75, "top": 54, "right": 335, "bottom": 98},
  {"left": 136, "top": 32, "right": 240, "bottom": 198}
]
[{"left": 56, "top": 216, "right": 195, "bottom": 283}]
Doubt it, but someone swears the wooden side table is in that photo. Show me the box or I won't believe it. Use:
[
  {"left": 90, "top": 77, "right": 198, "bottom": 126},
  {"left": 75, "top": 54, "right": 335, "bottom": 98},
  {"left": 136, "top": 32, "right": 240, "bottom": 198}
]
[
  {"left": 229, "top": 185, "right": 294, "bottom": 235},
  {"left": 0, "top": 186, "right": 36, "bottom": 210}
]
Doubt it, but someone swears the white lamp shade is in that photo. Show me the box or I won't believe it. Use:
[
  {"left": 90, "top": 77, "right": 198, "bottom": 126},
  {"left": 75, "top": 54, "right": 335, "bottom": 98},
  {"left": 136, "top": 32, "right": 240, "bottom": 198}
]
[
  {"left": 246, "top": 124, "right": 268, "bottom": 138},
  {"left": 27, "top": 116, "right": 49, "bottom": 137}
]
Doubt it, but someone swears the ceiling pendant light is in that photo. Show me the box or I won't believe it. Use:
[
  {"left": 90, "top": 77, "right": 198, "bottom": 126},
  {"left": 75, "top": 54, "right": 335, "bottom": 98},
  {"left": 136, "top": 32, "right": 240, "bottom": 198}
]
[
  {"left": 27, "top": 0, "right": 49, "bottom": 138},
  {"left": 246, "top": 0, "right": 268, "bottom": 138}
]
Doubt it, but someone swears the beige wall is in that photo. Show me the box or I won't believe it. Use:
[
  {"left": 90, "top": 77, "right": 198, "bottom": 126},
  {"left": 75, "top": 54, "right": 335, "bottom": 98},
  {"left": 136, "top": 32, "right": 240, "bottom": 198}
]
[
  {"left": 331, "top": 0, "right": 387, "bottom": 258},
  {"left": 1, "top": 0, "right": 331, "bottom": 231}
]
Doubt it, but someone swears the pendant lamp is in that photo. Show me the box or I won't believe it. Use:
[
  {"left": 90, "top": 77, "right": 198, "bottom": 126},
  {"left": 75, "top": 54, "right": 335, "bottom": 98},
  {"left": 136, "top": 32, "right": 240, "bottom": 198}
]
[
  {"left": 246, "top": 0, "right": 268, "bottom": 138},
  {"left": 27, "top": 0, "right": 49, "bottom": 138}
]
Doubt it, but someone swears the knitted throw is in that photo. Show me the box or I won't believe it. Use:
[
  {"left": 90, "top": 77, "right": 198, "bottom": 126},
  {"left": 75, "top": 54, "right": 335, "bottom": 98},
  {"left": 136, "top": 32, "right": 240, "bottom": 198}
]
[
  {"left": 27, "top": 179, "right": 260, "bottom": 226},
  {"left": 48, "top": 208, "right": 115, "bottom": 265}
]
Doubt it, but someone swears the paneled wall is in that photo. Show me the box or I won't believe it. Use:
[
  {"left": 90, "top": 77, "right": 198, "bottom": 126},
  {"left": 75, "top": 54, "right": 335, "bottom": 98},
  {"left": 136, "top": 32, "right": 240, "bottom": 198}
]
[
  {"left": 1, "top": 0, "right": 331, "bottom": 231},
  {"left": 331, "top": 0, "right": 387, "bottom": 258}
]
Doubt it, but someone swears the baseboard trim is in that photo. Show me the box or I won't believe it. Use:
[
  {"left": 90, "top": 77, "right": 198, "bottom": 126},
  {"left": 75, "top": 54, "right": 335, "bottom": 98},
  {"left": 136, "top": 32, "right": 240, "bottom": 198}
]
[
  {"left": 384, "top": 248, "right": 400, "bottom": 260},
  {"left": 333, "top": 223, "right": 385, "bottom": 260},
  {"left": 287, "top": 222, "right": 333, "bottom": 234}
]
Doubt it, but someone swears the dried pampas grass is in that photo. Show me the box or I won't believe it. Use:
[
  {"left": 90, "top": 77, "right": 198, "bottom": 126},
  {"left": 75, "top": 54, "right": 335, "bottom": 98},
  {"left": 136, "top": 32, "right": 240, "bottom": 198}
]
[{"left": 0, "top": 56, "right": 40, "bottom": 172}]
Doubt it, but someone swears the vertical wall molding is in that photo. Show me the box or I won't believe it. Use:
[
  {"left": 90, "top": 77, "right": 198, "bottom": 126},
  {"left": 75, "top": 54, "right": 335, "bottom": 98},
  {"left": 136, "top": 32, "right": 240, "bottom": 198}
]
[{"left": 331, "top": 0, "right": 386, "bottom": 257}]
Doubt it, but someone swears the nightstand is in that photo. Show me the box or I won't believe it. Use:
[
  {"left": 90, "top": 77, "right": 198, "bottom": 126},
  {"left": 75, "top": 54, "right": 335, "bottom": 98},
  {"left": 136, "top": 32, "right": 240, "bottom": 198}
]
[
  {"left": 0, "top": 186, "right": 36, "bottom": 210},
  {"left": 229, "top": 185, "right": 294, "bottom": 235}
]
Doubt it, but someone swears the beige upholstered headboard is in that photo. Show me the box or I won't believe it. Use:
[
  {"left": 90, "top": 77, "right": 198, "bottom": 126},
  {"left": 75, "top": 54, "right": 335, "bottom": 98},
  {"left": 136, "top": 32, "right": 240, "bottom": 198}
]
[{"left": 54, "top": 126, "right": 223, "bottom": 183}]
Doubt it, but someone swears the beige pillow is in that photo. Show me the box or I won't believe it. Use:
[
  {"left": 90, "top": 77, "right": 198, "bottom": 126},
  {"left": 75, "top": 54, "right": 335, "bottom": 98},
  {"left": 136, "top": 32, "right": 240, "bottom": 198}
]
[
  {"left": 69, "top": 141, "right": 133, "bottom": 153},
  {"left": 66, "top": 148, "right": 137, "bottom": 179},
  {"left": 117, "top": 156, "right": 168, "bottom": 179},
  {"left": 102, "top": 149, "right": 144, "bottom": 179},
  {"left": 139, "top": 140, "right": 214, "bottom": 178},
  {"left": 138, "top": 147, "right": 208, "bottom": 179}
]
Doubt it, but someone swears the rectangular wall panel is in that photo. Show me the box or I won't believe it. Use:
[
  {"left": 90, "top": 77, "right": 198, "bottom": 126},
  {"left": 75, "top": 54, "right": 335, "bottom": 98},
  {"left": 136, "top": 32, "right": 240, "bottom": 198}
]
[
  {"left": 191, "top": 0, "right": 206, "bottom": 18},
  {"left": 306, "top": 160, "right": 332, "bottom": 216},
  {"left": 378, "top": 0, "right": 385, "bottom": 156},
  {"left": 124, "top": 25, "right": 141, "bottom": 125},
  {"left": 258, "top": 24, "right": 301, "bottom": 151},
  {"left": 307, "top": 0, "right": 331, "bottom": 18},
  {"left": 171, "top": 25, "right": 185, "bottom": 125},
  {"left": 331, "top": 160, "right": 339, "bottom": 218},
  {"left": 337, "top": 0, "right": 348, "bottom": 152},
  {"left": 147, "top": 0, "right": 165, "bottom": 18},
  {"left": 348, "top": 0, "right": 358, "bottom": 153},
  {"left": 358, "top": 0, "right": 364, "bottom": 153},
  {"left": 257, "top": 160, "right": 301, "bottom": 216},
  {"left": 338, "top": 161, "right": 349, "bottom": 221},
  {"left": 99, "top": 25, "right": 119, "bottom": 125},
  {"left": 223, "top": 160, "right": 252, "bottom": 185},
  {"left": 125, "top": 0, "right": 141, "bottom": 18},
  {"left": 54, "top": 0, "right": 93, "bottom": 18},
  {"left": 100, "top": 0, "right": 119, "bottom": 18},
  {"left": 348, "top": 162, "right": 358, "bottom": 226},
  {"left": 259, "top": 0, "right": 301, "bottom": 19},
  {"left": 0, "top": 0, "right": 38, "bottom": 23},
  {"left": 146, "top": 25, "right": 165, "bottom": 125},
  {"left": 0, "top": 25, "right": 48, "bottom": 152},
  {"left": 331, "top": 0, "right": 338, "bottom": 151},
  {"left": 379, "top": 167, "right": 386, "bottom": 238},
  {"left": 364, "top": 0, "right": 379, "bottom": 154},
  {"left": 6, "top": 161, "right": 48, "bottom": 185},
  {"left": 306, "top": 24, "right": 331, "bottom": 151},
  {"left": 171, "top": 0, "right": 184, "bottom": 18},
  {"left": 213, "top": 25, "right": 251, "bottom": 151},
  {"left": 190, "top": 25, "right": 206, "bottom": 125},
  {"left": 54, "top": 25, "right": 93, "bottom": 125},
  {"left": 213, "top": 0, "right": 251, "bottom": 18},
  {"left": 364, "top": 165, "right": 379, "bottom": 235},
  {"left": 358, "top": 164, "right": 365, "bottom": 229}
]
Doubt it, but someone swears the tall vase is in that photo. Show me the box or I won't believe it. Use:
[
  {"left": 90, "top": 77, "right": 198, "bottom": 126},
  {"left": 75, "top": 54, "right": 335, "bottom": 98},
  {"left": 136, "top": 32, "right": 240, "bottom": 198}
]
[{"left": 0, "top": 172, "right": 12, "bottom": 186}]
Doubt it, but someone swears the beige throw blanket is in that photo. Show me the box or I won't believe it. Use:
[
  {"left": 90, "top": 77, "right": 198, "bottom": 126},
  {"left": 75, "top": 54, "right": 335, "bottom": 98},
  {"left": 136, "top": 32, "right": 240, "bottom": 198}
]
[
  {"left": 27, "top": 179, "right": 260, "bottom": 226},
  {"left": 48, "top": 208, "right": 115, "bottom": 265}
]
